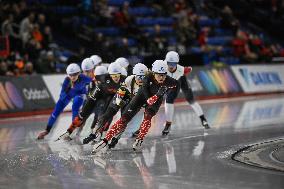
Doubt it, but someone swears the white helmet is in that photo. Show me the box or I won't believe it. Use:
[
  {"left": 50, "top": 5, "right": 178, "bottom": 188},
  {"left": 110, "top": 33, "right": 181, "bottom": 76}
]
[
  {"left": 133, "top": 63, "right": 148, "bottom": 75},
  {"left": 94, "top": 65, "right": 108, "bottom": 76},
  {"left": 121, "top": 67, "right": 128, "bottom": 76},
  {"left": 152, "top": 60, "right": 167, "bottom": 74},
  {"left": 66, "top": 63, "right": 81, "bottom": 75},
  {"left": 165, "top": 51, "right": 179, "bottom": 63},
  {"left": 108, "top": 62, "right": 122, "bottom": 75},
  {"left": 114, "top": 57, "right": 129, "bottom": 68},
  {"left": 81, "top": 58, "right": 94, "bottom": 71},
  {"left": 90, "top": 55, "right": 102, "bottom": 66}
]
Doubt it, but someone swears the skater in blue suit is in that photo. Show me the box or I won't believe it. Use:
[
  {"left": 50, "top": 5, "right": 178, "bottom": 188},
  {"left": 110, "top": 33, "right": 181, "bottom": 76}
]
[{"left": 37, "top": 63, "right": 92, "bottom": 139}]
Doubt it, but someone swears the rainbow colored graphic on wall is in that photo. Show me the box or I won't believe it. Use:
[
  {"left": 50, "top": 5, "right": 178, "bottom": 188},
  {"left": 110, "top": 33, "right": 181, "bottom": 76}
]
[
  {"left": 0, "top": 81, "right": 24, "bottom": 111},
  {"left": 198, "top": 68, "right": 241, "bottom": 95}
]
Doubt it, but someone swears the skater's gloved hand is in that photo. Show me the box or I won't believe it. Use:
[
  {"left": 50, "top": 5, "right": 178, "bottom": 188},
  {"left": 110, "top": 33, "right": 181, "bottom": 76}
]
[
  {"left": 117, "top": 88, "right": 126, "bottom": 98},
  {"left": 156, "top": 86, "right": 168, "bottom": 97},
  {"left": 147, "top": 95, "right": 159, "bottom": 106},
  {"left": 115, "top": 96, "right": 126, "bottom": 106}
]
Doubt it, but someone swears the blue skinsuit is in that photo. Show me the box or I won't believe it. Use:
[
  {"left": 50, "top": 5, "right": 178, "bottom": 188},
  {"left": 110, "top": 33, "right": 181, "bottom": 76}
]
[{"left": 46, "top": 74, "right": 92, "bottom": 132}]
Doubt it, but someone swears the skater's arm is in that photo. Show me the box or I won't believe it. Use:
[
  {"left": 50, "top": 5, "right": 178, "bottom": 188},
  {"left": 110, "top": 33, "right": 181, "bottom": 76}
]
[
  {"left": 184, "top": 66, "right": 192, "bottom": 76},
  {"left": 115, "top": 85, "right": 129, "bottom": 106},
  {"left": 89, "top": 84, "right": 102, "bottom": 101},
  {"left": 59, "top": 77, "right": 71, "bottom": 99},
  {"left": 141, "top": 76, "right": 151, "bottom": 98},
  {"left": 81, "top": 74, "right": 93, "bottom": 83}
]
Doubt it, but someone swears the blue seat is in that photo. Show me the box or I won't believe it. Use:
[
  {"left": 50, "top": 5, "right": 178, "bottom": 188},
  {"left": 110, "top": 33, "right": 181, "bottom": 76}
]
[
  {"left": 214, "top": 28, "right": 233, "bottom": 36},
  {"left": 118, "top": 38, "right": 137, "bottom": 46},
  {"left": 136, "top": 17, "right": 174, "bottom": 26},
  {"left": 207, "top": 37, "right": 232, "bottom": 45},
  {"left": 160, "top": 27, "right": 173, "bottom": 35},
  {"left": 190, "top": 47, "right": 203, "bottom": 54},
  {"left": 108, "top": 0, "right": 133, "bottom": 6},
  {"left": 219, "top": 57, "right": 240, "bottom": 65},
  {"left": 199, "top": 18, "right": 221, "bottom": 27},
  {"left": 128, "top": 7, "right": 156, "bottom": 16},
  {"left": 94, "top": 27, "right": 121, "bottom": 36},
  {"left": 168, "top": 37, "right": 177, "bottom": 45},
  {"left": 156, "top": 17, "right": 174, "bottom": 25},
  {"left": 55, "top": 6, "right": 77, "bottom": 14},
  {"left": 142, "top": 27, "right": 173, "bottom": 36}
]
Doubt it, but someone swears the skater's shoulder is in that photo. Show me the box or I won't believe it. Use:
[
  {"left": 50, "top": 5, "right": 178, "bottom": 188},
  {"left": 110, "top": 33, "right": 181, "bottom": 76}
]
[
  {"left": 78, "top": 74, "right": 92, "bottom": 82},
  {"left": 125, "top": 75, "right": 135, "bottom": 83},
  {"left": 165, "top": 75, "right": 179, "bottom": 85}
]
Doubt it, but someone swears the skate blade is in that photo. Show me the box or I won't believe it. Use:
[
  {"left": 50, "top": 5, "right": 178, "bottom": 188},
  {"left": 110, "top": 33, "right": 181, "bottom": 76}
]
[{"left": 54, "top": 136, "right": 72, "bottom": 142}]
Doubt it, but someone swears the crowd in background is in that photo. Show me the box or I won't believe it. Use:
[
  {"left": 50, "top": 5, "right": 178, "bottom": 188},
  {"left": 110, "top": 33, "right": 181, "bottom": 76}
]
[{"left": 0, "top": 0, "right": 284, "bottom": 77}]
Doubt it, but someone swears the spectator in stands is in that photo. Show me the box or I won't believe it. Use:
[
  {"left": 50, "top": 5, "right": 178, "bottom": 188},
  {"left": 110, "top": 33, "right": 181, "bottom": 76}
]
[
  {"left": 232, "top": 29, "right": 258, "bottom": 62},
  {"left": 150, "top": 24, "right": 167, "bottom": 55},
  {"left": 41, "top": 26, "right": 53, "bottom": 50},
  {"left": 220, "top": 5, "right": 240, "bottom": 33},
  {"left": 37, "top": 14, "right": 46, "bottom": 33},
  {"left": 25, "top": 38, "right": 42, "bottom": 62},
  {"left": 32, "top": 24, "right": 43, "bottom": 43},
  {"left": 176, "top": 14, "right": 197, "bottom": 46},
  {"left": 0, "top": 61, "right": 13, "bottom": 76},
  {"left": 67, "top": 47, "right": 87, "bottom": 64},
  {"left": 24, "top": 62, "right": 35, "bottom": 75},
  {"left": 13, "top": 57, "right": 25, "bottom": 76},
  {"left": 19, "top": 12, "right": 35, "bottom": 47},
  {"left": 36, "top": 50, "right": 57, "bottom": 73},
  {"left": 113, "top": 2, "right": 131, "bottom": 29},
  {"left": 1, "top": 14, "right": 21, "bottom": 51},
  {"left": 96, "top": 0, "right": 114, "bottom": 26},
  {"left": 116, "top": 37, "right": 131, "bottom": 56}
]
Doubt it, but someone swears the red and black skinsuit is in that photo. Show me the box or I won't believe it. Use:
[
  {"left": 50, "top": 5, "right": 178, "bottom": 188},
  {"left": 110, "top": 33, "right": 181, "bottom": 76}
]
[
  {"left": 102, "top": 72, "right": 178, "bottom": 143},
  {"left": 66, "top": 74, "right": 126, "bottom": 134}
]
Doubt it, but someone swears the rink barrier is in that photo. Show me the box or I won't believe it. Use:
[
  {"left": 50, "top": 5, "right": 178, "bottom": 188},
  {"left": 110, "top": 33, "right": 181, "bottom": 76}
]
[
  {"left": 180, "top": 66, "right": 242, "bottom": 98},
  {"left": 0, "top": 75, "right": 55, "bottom": 116},
  {"left": 1, "top": 64, "right": 284, "bottom": 118},
  {"left": 231, "top": 65, "right": 284, "bottom": 93}
]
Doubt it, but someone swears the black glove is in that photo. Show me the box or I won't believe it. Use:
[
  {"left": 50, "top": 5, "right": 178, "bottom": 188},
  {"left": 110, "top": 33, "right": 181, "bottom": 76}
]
[{"left": 156, "top": 86, "right": 168, "bottom": 97}]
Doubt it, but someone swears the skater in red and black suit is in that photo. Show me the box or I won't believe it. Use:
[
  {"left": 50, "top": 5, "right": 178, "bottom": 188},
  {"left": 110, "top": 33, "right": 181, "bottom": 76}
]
[
  {"left": 92, "top": 60, "right": 178, "bottom": 153},
  {"left": 57, "top": 62, "right": 126, "bottom": 140},
  {"left": 82, "top": 63, "right": 148, "bottom": 146}
]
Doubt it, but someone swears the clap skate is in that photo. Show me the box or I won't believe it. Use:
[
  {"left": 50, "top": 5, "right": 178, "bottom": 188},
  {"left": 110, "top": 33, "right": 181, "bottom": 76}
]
[
  {"left": 55, "top": 132, "right": 72, "bottom": 141},
  {"left": 132, "top": 129, "right": 139, "bottom": 138},
  {"left": 201, "top": 119, "right": 210, "bottom": 129},
  {"left": 37, "top": 130, "right": 49, "bottom": 140},
  {"left": 91, "top": 139, "right": 108, "bottom": 154},
  {"left": 108, "top": 137, "right": 119, "bottom": 149},
  {"left": 83, "top": 133, "right": 98, "bottom": 144},
  {"left": 162, "top": 122, "right": 171, "bottom": 136},
  {"left": 132, "top": 139, "right": 143, "bottom": 151}
]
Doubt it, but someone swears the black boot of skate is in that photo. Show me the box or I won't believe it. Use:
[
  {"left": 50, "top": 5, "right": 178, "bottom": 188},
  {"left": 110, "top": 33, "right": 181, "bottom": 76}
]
[
  {"left": 200, "top": 115, "right": 210, "bottom": 129},
  {"left": 132, "top": 129, "right": 139, "bottom": 138},
  {"left": 162, "top": 122, "right": 171, "bottom": 136},
  {"left": 83, "top": 133, "right": 97, "bottom": 144},
  {"left": 108, "top": 137, "right": 119, "bottom": 149}
]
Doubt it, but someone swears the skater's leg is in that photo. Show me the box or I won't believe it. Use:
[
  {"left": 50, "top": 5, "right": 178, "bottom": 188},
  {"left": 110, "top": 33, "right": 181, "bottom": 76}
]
[
  {"left": 67, "top": 97, "right": 97, "bottom": 134},
  {"left": 162, "top": 86, "right": 180, "bottom": 135},
  {"left": 38, "top": 99, "right": 69, "bottom": 139},
  {"left": 47, "top": 99, "right": 69, "bottom": 131},
  {"left": 72, "top": 95, "right": 84, "bottom": 120},
  {"left": 180, "top": 76, "right": 209, "bottom": 129},
  {"left": 136, "top": 99, "right": 162, "bottom": 141},
  {"left": 92, "top": 93, "right": 145, "bottom": 152}
]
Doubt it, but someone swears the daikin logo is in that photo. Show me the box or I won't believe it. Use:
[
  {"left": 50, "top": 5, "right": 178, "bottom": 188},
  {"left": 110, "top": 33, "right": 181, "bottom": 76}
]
[{"left": 239, "top": 68, "right": 282, "bottom": 86}]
